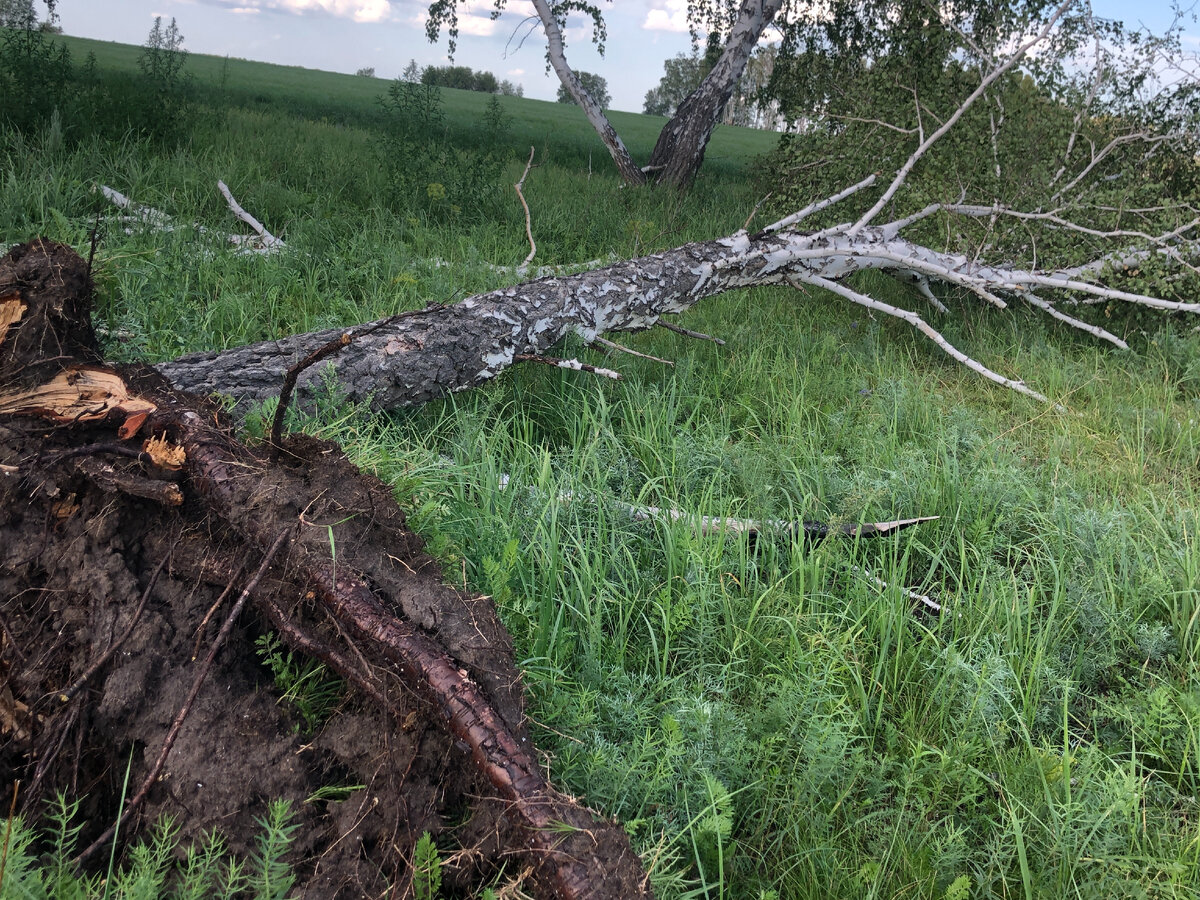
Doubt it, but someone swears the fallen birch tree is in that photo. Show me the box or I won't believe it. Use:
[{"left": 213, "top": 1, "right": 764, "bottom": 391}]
[{"left": 160, "top": 0, "right": 1199, "bottom": 411}]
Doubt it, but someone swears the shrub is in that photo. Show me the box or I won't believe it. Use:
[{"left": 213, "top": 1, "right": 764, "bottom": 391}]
[{"left": 377, "top": 79, "right": 512, "bottom": 223}]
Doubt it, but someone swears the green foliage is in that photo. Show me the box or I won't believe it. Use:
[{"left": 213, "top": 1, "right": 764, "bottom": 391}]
[
  {"left": 0, "top": 20, "right": 72, "bottom": 133},
  {"left": 130, "top": 16, "right": 196, "bottom": 144},
  {"left": 411, "top": 832, "right": 442, "bottom": 900},
  {"left": 764, "top": 6, "right": 1200, "bottom": 326},
  {"left": 250, "top": 800, "right": 298, "bottom": 900},
  {"left": 4, "top": 33, "right": 1200, "bottom": 900},
  {"left": 643, "top": 53, "right": 705, "bottom": 117},
  {"left": 0, "top": 12, "right": 199, "bottom": 146},
  {"left": 557, "top": 71, "right": 610, "bottom": 109},
  {"left": 377, "top": 77, "right": 512, "bottom": 222},
  {"left": 255, "top": 633, "right": 343, "bottom": 733},
  {"left": 0, "top": 795, "right": 296, "bottom": 899},
  {"left": 420, "top": 64, "right": 500, "bottom": 94}
]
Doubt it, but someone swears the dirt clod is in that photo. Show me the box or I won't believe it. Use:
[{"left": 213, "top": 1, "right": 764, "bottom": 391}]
[{"left": 1, "top": 239, "right": 650, "bottom": 899}]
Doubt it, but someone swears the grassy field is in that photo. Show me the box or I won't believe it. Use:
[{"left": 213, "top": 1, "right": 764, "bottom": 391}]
[
  {"left": 2, "top": 32, "right": 1199, "bottom": 900},
  {"left": 54, "top": 33, "right": 778, "bottom": 172}
]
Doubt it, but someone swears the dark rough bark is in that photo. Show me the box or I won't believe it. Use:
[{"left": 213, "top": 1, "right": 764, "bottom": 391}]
[
  {"left": 647, "top": 0, "right": 784, "bottom": 187},
  {"left": 159, "top": 231, "right": 784, "bottom": 412},
  {"left": 532, "top": 0, "right": 778, "bottom": 186}
]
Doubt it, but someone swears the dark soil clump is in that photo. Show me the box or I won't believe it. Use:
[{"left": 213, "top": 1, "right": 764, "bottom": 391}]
[{"left": 0, "top": 239, "right": 650, "bottom": 899}]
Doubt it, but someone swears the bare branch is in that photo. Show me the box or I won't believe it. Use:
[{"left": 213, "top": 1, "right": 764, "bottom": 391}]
[
  {"left": 759, "top": 173, "right": 877, "bottom": 236},
  {"left": 793, "top": 273, "right": 1052, "bottom": 404},
  {"left": 514, "top": 354, "right": 621, "bottom": 380},
  {"left": 1020, "top": 292, "right": 1129, "bottom": 348},
  {"left": 218, "top": 180, "right": 285, "bottom": 251},
  {"left": 1049, "top": 133, "right": 1175, "bottom": 204},
  {"left": 656, "top": 320, "right": 726, "bottom": 345},
  {"left": 849, "top": 0, "right": 1075, "bottom": 236},
  {"left": 514, "top": 146, "right": 537, "bottom": 274},
  {"left": 592, "top": 336, "right": 674, "bottom": 366}
]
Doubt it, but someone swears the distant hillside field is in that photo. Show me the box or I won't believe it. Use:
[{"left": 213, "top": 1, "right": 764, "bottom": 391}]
[{"left": 56, "top": 32, "right": 781, "bottom": 173}]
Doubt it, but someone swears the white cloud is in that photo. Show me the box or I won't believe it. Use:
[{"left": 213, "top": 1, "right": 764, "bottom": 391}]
[
  {"left": 229, "top": 7, "right": 261, "bottom": 13},
  {"left": 563, "top": 23, "right": 593, "bottom": 44},
  {"left": 455, "top": 13, "right": 498, "bottom": 36},
  {"left": 643, "top": 0, "right": 687, "bottom": 34},
  {"left": 217, "top": 0, "right": 395, "bottom": 24},
  {"left": 503, "top": 1, "right": 537, "bottom": 17},
  {"left": 507, "top": 67, "right": 525, "bottom": 76}
]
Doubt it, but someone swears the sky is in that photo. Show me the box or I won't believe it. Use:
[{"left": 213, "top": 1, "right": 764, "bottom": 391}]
[{"left": 51, "top": 0, "right": 1198, "bottom": 114}]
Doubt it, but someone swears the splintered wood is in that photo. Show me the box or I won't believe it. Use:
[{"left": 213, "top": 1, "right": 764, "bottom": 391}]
[
  {"left": 0, "top": 292, "right": 25, "bottom": 346},
  {"left": 0, "top": 366, "right": 156, "bottom": 427}
]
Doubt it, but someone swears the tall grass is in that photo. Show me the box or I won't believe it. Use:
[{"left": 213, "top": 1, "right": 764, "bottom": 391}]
[{"left": 2, "top": 40, "right": 1198, "bottom": 899}]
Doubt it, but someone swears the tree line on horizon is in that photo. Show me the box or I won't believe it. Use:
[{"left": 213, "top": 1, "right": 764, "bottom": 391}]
[{"left": 400, "top": 58, "right": 524, "bottom": 97}]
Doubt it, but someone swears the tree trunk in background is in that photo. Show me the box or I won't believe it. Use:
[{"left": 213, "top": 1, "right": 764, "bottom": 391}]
[
  {"left": 533, "top": 0, "right": 646, "bottom": 185},
  {"left": 646, "top": 0, "right": 784, "bottom": 187}
]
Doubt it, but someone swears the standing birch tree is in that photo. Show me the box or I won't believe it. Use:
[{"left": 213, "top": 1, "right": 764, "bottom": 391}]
[{"left": 421, "top": 0, "right": 1093, "bottom": 187}]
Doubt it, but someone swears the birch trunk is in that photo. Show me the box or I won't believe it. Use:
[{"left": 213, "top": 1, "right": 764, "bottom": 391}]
[
  {"left": 532, "top": 0, "right": 646, "bottom": 185},
  {"left": 157, "top": 214, "right": 1196, "bottom": 412},
  {"left": 646, "top": 0, "right": 784, "bottom": 186}
]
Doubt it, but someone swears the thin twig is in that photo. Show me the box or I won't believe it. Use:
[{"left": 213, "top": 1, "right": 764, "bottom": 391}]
[
  {"left": 86, "top": 208, "right": 101, "bottom": 282},
  {"left": 515, "top": 147, "right": 537, "bottom": 273},
  {"left": 75, "top": 529, "right": 291, "bottom": 866},
  {"left": 592, "top": 337, "right": 674, "bottom": 366},
  {"left": 514, "top": 354, "right": 621, "bottom": 380},
  {"left": 656, "top": 321, "right": 726, "bottom": 346},
  {"left": 1020, "top": 292, "right": 1128, "bottom": 349},
  {"left": 742, "top": 191, "right": 772, "bottom": 232},
  {"left": 191, "top": 562, "right": 247, "bottom": 660}
]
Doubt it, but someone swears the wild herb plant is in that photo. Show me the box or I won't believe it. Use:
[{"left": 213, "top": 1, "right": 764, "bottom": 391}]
[
  {"left": 0, "top": 795, "right": 298, "bottom": 900},
  {"left": 377, "top": 78, "right": 512, "bottom": 222},
  {"left": 255, "top": 632, "right": 343, "bottom": 734}
]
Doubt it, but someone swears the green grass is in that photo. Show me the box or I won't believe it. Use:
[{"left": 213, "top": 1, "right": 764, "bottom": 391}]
[
  {"left": 3, "top": 32, "right": 1199, "bottom": 900},
  {"left": 53, "top": 32, "right": 778, "bottom": 173}
]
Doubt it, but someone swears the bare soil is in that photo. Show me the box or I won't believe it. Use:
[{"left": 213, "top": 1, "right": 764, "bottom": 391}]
[{"left": 0, "top": 239, "right": 648, "bottom": 899}]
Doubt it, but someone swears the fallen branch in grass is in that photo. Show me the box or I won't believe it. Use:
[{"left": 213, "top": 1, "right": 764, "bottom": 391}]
[
  {"left": 217, "top": 179, "right": 286, "bottom": 252},
  {"left": 853, "top": 567, "right": 942, "bottom": 614},
  {"left": 514, "top": 146, "right": 537, "bottom": 275},
  {"left": 97, "top": 181, "right": 287, "bottom": 256}
]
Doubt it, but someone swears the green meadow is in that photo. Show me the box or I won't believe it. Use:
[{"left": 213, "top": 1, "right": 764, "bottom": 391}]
[{"left": 2, "top": 32, "right": 1198, "bottom": 900}]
